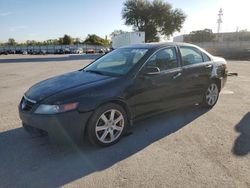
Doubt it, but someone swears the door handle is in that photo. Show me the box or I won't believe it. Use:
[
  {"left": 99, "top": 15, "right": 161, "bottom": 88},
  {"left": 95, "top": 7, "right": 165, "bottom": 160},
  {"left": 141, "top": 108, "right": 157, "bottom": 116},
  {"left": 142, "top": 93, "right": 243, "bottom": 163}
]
[
  {"left": 205, "top": 64, "right": 212, "bottom": 68},
  {"left": 173, "top": 72, "right": 182, "bottom": 79}
]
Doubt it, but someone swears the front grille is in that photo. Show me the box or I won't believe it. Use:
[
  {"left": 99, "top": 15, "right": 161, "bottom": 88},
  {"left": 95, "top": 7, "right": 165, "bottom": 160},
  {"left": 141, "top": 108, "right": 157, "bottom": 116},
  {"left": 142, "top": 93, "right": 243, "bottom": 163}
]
[{"left": 21, "top": 96, "right": 36, "bottom": 112}]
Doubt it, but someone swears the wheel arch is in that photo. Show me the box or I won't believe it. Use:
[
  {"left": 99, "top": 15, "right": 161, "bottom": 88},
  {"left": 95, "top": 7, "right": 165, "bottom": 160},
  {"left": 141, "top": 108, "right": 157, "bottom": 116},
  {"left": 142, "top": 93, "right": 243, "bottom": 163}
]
[
  {"left": 211, "top": 77, "right": 222, "bottom": 92},
  {"left": 106, "top": 99, "right": 133, "bottom": 125}
]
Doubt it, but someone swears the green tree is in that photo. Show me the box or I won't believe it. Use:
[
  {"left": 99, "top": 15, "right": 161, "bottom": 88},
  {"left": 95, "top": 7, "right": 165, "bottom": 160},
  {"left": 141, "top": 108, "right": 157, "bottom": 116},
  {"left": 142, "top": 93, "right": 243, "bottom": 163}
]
[
  {"left": 122, "top": 0, "right": 186, "bottom": 42},
  {"left": 59, "top": 34, "right": 73, "bottom": 45},
  {"left": 44, "top": 39, "right": 59, "bottom": 45},
  {"left": 84, "top": 34, "right": 110, "bottom": 46},
  {"left": 8, "top": 38, "right": 16, "bottom": 45},
  {"left": 26, "top": 40, "right": 38, "bottom": 46},
  {"left": 74, "top": 37, "right": 81, "bottom": 45},
  {"left": 184, "top": 29, "right": 215, "bottom": 42}
]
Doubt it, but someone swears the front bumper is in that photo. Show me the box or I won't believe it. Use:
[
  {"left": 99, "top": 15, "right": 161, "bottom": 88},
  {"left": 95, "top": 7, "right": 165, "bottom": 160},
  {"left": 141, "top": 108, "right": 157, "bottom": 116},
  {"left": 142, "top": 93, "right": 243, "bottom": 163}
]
[{"left": 19, "top": 106, "right": 92, "bottom": 146}]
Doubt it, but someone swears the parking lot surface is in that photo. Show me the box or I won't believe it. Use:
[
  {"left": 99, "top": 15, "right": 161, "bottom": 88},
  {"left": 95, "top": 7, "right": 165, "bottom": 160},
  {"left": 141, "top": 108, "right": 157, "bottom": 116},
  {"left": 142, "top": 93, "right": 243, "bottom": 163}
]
[{"left": 0, "top": 55, "right": 249, "bottom": 188}]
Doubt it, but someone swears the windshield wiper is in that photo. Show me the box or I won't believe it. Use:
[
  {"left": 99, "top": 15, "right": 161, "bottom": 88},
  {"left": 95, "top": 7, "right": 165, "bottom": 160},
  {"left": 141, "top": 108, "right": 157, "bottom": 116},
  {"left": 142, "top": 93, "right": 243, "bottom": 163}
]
[{"left": 85, "top": 69, "right": 105, "bottom": 75}]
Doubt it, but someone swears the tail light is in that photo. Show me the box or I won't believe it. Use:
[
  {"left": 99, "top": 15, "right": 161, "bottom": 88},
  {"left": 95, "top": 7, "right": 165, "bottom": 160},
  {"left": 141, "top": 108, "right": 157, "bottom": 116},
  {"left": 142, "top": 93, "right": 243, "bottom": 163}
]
[
  {"left": 222, "top": 63, "right": 228, "bottom": 75},
  {"left": 222, "top": 63, "right": 227, "bottom": 70}
]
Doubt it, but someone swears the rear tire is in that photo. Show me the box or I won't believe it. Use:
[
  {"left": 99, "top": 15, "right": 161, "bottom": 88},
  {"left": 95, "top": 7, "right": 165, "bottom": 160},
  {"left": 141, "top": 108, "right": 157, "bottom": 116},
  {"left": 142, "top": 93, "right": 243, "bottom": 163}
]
[
  {"left": 202, "top": 82, "right": 219, "bottom": 108},
  {"left": 87, "top": 103, "right": 128, "bottom": 147}
]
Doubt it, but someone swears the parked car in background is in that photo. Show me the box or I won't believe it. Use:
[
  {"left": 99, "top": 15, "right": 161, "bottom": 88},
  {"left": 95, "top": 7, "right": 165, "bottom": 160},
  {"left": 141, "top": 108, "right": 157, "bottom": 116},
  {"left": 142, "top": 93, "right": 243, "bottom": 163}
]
[
  {"left": 34, "top": 51, "right": 41, "bottom": 55},
  {"left": 64, "top": 48, "right": 71, "bottom": 54},
  {"left": 105, "top": 48, "right": 113, "bottom": 54},
  {"left": 19, "top": 42, "right": 228, "bottom": 147},
  {"left": 22, "top": 50, "right": 28, "bottom": 55},
  {"left": 16, "top": 50, "right": 23, "bottom": 54},
  {"left": 86, "top": 49, "right": 95, "bottom": 54},
  {"left": 27, "top": 50, "right": 34, "bottom": 55},
  {"left": 74, "top": 48, "right": 83, "bottom": 54},
  {"left": 3, "top": 50, "right": 16, "bottom": 54},
  {"left": 99, "top": 49, "right": 105, "bottom": 54},
  {"left": 40, "top": 50, "right": 47, "bottom": 55},
  {"left": 0, "top": 51, "right": 8, "bottom": 55},
  {"left": 55, "top": 49, "right": 65, "bottom": 54}
]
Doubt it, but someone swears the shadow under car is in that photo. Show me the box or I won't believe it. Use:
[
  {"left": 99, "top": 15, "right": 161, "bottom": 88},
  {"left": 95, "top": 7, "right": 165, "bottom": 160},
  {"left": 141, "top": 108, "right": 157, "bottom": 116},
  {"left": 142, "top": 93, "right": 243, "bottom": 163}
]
[{"left": 0, "top": 106, "right": 208, "bottom": 187}]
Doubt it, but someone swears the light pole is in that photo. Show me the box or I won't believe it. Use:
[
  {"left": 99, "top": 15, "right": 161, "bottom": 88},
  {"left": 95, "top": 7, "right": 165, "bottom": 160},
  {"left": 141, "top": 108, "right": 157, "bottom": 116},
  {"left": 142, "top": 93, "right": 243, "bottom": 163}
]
[{"left": 217, "top": 8, "right": 223, "bottom": 33}]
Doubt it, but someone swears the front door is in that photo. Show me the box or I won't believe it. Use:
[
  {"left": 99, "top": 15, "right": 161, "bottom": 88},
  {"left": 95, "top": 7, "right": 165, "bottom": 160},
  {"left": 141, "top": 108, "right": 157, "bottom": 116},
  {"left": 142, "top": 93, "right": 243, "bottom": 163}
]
[{"left": 130, "top": 47, "right": 183, "bottom": 118}]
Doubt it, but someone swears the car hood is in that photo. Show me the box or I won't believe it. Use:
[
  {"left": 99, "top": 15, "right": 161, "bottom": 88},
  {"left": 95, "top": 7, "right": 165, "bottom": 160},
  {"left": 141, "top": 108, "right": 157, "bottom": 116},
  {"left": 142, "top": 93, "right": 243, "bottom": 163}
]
[{"left": 25, "top": 70, "right": 112, "bottom": 102}]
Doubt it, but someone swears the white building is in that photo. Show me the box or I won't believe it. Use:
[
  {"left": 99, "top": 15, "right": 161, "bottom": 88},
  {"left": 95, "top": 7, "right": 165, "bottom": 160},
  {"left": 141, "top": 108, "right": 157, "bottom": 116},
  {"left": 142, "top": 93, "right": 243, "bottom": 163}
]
[
  {"left": 111, "top": 32, "right": 145, "bottom": 49},
  {"left": 173, "top": 35, "right": 185, "bottom": 42}
]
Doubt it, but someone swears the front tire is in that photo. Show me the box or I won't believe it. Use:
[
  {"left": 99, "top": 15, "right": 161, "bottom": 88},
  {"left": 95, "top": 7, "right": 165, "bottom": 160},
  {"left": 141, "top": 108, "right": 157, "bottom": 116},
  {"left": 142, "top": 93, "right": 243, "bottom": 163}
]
[
  {"left": 202, "top": 82, "right": 219, "bottom": 108},
  {"left": 87, "top": 103, "right": 128, "bottom": 147}
]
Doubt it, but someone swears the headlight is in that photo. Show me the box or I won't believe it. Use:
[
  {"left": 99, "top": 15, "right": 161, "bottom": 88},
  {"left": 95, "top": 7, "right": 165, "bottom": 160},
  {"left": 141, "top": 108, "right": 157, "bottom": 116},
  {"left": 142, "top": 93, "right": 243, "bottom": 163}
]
[{"left": 34, "top": 102, "right": 78, "bottom": 114}]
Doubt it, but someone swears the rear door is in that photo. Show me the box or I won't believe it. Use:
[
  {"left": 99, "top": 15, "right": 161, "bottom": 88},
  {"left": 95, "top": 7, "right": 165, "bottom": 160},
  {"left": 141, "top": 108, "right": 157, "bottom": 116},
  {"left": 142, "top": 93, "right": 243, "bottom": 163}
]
[{"left": 178, "top": 46, "right": 213, "bottom": 103}]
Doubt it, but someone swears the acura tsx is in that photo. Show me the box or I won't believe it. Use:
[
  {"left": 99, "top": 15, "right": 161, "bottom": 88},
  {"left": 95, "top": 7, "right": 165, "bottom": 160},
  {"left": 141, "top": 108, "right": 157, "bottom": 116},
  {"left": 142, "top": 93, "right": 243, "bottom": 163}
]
[{"left": 19, "top": 42, "right": 227, "bottom": 146}]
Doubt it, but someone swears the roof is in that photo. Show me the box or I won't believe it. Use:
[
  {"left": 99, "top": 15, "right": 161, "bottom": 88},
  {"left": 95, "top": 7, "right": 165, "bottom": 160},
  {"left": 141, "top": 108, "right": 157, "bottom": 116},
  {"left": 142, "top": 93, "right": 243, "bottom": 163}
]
[{"left": 120, "top": 42, "right": 196, "bottom": 49}]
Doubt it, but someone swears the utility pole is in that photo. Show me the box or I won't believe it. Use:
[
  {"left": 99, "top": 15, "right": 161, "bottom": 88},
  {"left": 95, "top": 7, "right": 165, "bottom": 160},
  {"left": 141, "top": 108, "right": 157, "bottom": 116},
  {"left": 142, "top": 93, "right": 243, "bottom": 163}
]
[
  {"left": 217, "top": 8, "right": 223, "bottom": 33},
  {"left": 236, "top": 26, "right": 239, "bottom": 32}
]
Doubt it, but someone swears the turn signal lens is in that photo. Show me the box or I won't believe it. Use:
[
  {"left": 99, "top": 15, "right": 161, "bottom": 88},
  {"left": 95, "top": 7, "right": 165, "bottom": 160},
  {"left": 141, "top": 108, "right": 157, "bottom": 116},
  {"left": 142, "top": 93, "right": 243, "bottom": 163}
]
[{"left": 61, "top": 102, "right": 78, "bottom": 111}]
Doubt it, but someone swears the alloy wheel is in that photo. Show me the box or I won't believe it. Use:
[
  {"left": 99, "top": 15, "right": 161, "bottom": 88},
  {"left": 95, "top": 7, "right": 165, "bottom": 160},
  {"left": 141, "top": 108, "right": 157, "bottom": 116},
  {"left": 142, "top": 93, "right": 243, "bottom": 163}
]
[
  {"left": 206, "top": 83, "right": 219, "bottom": 106},
  {"left": 95, "top": 109, "right": 124, "bottom": 144}
]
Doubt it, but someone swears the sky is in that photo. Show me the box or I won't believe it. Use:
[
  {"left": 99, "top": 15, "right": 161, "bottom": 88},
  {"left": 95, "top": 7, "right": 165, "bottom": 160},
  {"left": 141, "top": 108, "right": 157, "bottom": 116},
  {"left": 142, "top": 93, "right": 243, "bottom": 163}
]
[{"left": 0, "top": 0, "right": 249, "bottom": 42}]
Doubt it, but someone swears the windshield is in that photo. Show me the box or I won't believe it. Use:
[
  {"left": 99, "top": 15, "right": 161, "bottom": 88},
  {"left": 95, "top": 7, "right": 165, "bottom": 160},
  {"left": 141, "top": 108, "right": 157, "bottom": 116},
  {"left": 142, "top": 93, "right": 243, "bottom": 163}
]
[{"left": 84, "top": 48, "right": 148, "bottom": 76}]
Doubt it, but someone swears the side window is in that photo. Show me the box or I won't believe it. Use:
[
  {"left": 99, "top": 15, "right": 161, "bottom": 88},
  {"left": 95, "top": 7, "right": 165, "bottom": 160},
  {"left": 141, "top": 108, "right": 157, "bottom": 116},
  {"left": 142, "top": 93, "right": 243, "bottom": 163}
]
[
  {"left": 146, "top": 47, "right": 178, "bottom": 71},
  {"left": 179, "top": 47, "right": 203, "bottom": 66},
  {"left": 202, "top": 52, "right": 211, "bottom": 62}
]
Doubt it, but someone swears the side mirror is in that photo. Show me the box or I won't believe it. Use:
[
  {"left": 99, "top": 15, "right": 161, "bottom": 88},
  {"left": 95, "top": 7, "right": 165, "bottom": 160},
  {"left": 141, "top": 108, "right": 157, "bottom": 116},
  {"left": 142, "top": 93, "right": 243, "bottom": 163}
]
[{"left": 143, "top": 66, "right": 161, "bottom": 76}]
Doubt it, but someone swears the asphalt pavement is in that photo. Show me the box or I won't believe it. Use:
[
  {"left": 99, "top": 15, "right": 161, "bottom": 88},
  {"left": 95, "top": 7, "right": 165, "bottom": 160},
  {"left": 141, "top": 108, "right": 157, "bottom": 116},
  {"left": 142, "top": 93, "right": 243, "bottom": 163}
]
[{"left": 0, "top": 55, "right": 249, "bottom": 188}]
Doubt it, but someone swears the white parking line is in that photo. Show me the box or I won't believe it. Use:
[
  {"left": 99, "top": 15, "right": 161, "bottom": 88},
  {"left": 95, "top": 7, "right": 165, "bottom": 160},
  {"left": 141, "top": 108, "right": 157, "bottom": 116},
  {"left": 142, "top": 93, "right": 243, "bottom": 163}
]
[{"left": 221, "top": 90, "right": 234, "bottom": 94}]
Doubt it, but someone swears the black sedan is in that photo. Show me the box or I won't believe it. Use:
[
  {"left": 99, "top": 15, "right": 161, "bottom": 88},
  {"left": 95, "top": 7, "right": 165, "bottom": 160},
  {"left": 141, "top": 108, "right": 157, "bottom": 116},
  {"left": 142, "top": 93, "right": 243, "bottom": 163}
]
[{"left": 19, "top": 42, "right": 228, "bottom": 147}]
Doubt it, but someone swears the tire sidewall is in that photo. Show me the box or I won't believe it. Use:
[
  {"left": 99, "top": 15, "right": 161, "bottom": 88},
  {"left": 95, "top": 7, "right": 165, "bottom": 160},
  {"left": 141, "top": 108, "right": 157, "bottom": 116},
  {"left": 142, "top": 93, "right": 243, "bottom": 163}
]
[
  {"left": 202, "top": 82, "right": 220, "bottom": 108},
  {"left": 87, "top": 103, "right": 128, "bottom": 147}
]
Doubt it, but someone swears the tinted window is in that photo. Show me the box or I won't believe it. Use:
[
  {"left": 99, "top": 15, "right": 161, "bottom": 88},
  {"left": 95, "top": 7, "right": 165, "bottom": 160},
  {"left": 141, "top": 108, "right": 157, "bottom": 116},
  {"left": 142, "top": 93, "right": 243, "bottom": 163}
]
[
  {"left": 202, "top": 52, "right": 211, "bottom": 62},
  {"left": 85, "top": 48, "right": 148, "bottom": 75},
  {"left": 179, "top": 47, "right": 203, "bottom": 65},
  {"left": 146, "top": 47, "right": 178, "bottom": 71}
]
